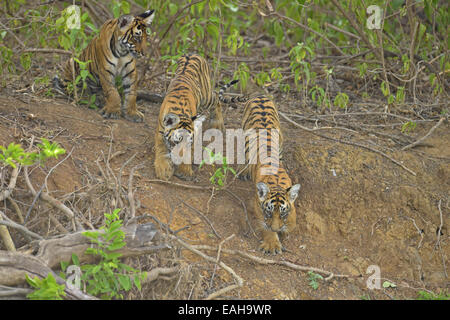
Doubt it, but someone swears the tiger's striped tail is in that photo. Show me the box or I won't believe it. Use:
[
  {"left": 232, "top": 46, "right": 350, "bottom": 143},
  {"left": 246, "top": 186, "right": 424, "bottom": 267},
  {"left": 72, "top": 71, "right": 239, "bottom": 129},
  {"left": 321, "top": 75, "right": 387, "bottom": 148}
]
[{"left": 218, "top": 79, "right": 249, "bottom": 105}]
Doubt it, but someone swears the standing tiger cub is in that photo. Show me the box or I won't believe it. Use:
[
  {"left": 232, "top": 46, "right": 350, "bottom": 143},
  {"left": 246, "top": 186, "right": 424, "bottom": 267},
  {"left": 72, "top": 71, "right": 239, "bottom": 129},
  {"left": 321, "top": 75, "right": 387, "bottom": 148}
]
[
  {"left": 240, "top": 95, "right": 301, "bottom": 254},
  {"left": 154, "top": 53, "right": 241, "bottom": 181},
  {"left": 54, "top": 10, "right": 155, "bottom": 122}
]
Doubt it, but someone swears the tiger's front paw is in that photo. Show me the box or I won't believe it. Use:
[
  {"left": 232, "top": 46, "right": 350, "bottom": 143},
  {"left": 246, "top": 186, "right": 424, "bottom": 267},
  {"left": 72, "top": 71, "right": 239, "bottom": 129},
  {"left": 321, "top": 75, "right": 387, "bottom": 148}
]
[
  {"left": 100, "top": 108, "right": 121, "bottom": 119},
  {"left": 175, "top": 164, "right": 194, "bottom": 180},
  {"left": 155, "top": 156, "right": 174, "bottom": 181},
  {"left": 125, "top": 110, "right": 144, "bottom": 123},
  {"left": 259, "top": 232, "right": 282, "bottom": 255}
]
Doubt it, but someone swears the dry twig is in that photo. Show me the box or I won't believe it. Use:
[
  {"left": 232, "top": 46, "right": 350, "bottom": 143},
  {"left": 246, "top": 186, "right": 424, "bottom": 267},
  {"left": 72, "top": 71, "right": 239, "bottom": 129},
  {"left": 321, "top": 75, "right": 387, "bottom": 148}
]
[
  {"left": 194, "top": 244, "right": 350, "bottom": 281},
  {"left": 401, "top": 117, "right": 445, "bottom": 151},
  {"left": 177, "top": 197, "right": 221, "bottom": 239},
  {"left": 170, "top": 234, "right": 244, "bottom": 300}
]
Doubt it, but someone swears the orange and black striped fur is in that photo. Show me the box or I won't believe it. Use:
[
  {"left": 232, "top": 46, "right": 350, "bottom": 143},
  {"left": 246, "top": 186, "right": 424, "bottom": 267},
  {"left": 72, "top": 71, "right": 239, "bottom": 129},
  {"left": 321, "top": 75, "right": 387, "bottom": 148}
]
[
  {"left": 240, "top": 95, "right": 301, "bottom": 254},
  {"left": 154, "top": 53, "right": 243, "bottom": 181},
  {"left": 54, "top": 10, "right": 155, "bottom": 122}
]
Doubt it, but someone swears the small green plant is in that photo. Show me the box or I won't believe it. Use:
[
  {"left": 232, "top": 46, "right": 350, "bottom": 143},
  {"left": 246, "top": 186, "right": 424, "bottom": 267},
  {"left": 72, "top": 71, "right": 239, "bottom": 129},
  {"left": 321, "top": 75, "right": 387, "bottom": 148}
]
[
  {"left": 61, "top": 209, "right": 146, "bottom": 300},
  {"left": 199, "top": 147, "right": 236, "bottom": 188},
  {"left": 417, "top": 290, "right": 449, "bottom": 300},
  {"left": 395, "top": 86, "right": 406, "bottom": 105},
  {"left": 72, "top": 57, "right": 95, "bottom": 102},
  {"left": 0, "top": 139, "right": 65, "bottom": 168},
  {"left": 289, "top": 42, "right": 315, "bottom": 93},
  {"left": 309, "top": 85, "right": 330, "bottom": 109},
  {"left": 226, "top": 26, "right": 244, "bottom": 55},
  {"left": 255, "top": 71, "right": 271, "bottom": 87},
  {"left": 334, "top": 92, "right": 349, "bottom": 109},
  {"left": 381, "top": 81, "right": 395, "bottom": 105},
  {"left": 382, "top": 280, "right": 397, "bottom": 289},
  {"left": 235, "top": 62, "right": 250, "bottom": 91},
  {"left": 25, "top": 273, "right": 66, "bottom": 300},
  {"left": 307, "top": 271, "right": 323, "bottom": 290},
  {"left": 401, "top": 121, "right": 417, "bottom": 134}
]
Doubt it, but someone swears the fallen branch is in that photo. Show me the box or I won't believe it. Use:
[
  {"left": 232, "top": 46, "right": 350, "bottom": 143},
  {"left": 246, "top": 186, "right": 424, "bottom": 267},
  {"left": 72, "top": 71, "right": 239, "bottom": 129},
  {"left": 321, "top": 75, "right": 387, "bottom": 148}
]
[
  {"left": 0, "top": 166, "right": 20, "bottom": 251},
  {"left": 0, "top": 166, "right": 19, "bottom": 202},
  {"left": 143, "top": 266, "right": 180, "bottom": 284},
  {"left": 146, "top": 179, "right": 211, "bottom": 190},
  {"left": 401, "top": 117, "right": 445, "bottom": 151},
  {"left": 0, "top": 210, "right": 43, "bottom": 241},
  {"left": 127, "top": 163, "right": 144, "bottom": 220},
  {"left": 194, "top": 244, "right": 350, "bottom": 281},
  {"left": 25, "top": 147, "right": 75, "bottom": 223},
  {"left": 0, "top": 213, "right": 17, "bottom": 251},
  {"left": 24, "top": 164, "right": 79, "bottom": 231},
  {"left": 22, "top": 48, "right": 72, "bottom": 55},
  {"left": 169, "top": 234, "right": 243, "bottom": 300},
  {"left": 0, "top": 251, "right": 97, "bottom": 300},
  {"left": 0, "top": 222, "right": 168, "bottom": 286}
]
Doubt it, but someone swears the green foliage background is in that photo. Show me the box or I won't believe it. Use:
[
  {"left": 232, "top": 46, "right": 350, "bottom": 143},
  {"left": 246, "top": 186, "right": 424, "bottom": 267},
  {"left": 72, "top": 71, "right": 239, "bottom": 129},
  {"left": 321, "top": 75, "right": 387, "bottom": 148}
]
[{"left": 0, "top": 0, "right": 448, "bottom": 108}]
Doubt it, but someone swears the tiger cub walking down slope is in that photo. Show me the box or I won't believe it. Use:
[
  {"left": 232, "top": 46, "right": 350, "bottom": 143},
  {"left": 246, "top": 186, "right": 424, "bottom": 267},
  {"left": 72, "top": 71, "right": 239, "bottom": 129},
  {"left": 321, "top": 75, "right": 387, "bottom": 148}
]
[
  {"left": 240, "top": 95, "right": 301, "bottom": 254},
  {"left": 154, "top": 53, "right": 241, "bottom": 181},
  {"left": 55, "top": 10, "right": 155, "bottom": 122}
]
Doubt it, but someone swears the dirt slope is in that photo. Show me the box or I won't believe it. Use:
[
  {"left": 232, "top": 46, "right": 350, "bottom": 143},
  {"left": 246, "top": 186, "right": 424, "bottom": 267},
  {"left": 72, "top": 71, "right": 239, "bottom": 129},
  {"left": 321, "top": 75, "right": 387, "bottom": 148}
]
[{"left": 0, "top": 85, "right": 448, "bottom": 299}]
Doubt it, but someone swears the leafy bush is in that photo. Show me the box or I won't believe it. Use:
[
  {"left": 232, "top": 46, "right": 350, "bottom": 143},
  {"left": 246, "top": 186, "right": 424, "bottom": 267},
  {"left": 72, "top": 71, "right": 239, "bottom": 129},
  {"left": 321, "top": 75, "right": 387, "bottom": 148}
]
[
  {"left": 60, "top": 209, "right": 147, "bottom": 300},
  {"left": 0, "top": 139, "right": 66, "bottom": 168}
]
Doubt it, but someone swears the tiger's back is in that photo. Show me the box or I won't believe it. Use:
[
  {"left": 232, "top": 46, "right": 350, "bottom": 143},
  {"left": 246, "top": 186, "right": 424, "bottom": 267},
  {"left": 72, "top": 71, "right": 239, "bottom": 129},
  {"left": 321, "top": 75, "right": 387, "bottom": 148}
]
[
  {"left": 154, "top": 54, "right": 235, "bottom": 181},
  {"left": 241, "top": 95, "right": 284, "bottom": 181}
]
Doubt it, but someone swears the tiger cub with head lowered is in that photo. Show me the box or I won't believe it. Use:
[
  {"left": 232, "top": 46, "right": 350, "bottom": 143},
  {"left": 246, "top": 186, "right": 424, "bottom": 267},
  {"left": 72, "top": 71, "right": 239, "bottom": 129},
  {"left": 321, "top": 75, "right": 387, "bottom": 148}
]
[
  {"left": 240, "top": 95, "right": 301, "bottom": 254},
  {"left": 54, "top": 10, "right": 155, "bottom": 122},
  {"left": 155, "top": 53, "right": 243, "bottom": 181}
]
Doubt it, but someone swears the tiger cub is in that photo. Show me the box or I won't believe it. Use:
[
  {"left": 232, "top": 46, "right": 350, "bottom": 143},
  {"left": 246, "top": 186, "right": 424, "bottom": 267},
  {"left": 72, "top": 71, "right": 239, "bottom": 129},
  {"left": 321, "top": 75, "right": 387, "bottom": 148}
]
[
  {"left": 240, "top": 95, "right": 301, "bottom": 254},
  {"left": 154, "top": 53, "right": 242, "bottom": 181},
  {"left": 54, "top": 10, "right": 155, "bottom": 122}
]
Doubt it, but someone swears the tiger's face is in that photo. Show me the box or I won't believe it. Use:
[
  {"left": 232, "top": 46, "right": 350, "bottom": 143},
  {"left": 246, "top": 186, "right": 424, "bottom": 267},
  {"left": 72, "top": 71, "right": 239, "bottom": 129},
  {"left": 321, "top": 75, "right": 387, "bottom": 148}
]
[
  {"left": 256, "top": 182, "right": 301, "bottom": 233},
  {"left": 162, "top": 113, "right": 205, "bottom": 161},
  {"left": 117, "top": 10, "right": 155, "bottom": 57}
]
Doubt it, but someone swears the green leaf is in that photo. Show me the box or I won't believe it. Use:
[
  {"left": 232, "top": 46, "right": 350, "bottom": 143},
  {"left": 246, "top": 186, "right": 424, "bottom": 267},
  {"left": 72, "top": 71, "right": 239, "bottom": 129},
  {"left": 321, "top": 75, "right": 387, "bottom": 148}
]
[
  {"left": 25, "top": 274, "right": 38, "bottom": 287},
  {"left": 82, "top": 231, "right": 100, "bottom": 239},
  {"left": 107, "top": 242, "right": 126, "bottom": 252},
  {"left": 134, "top": 275, "right": 142, "bottom": 290},
  {"left": 118, "top": 275, "right": 132, "bottom": 291},
  {"left": 60, "top": 261, "right": 69, "bottom": 272},
  {"left": 71, "top": 253, "right": 80, "bottom": 266},
  {"left": 382, "top": 281, "right": 397, "bottom": 288}
]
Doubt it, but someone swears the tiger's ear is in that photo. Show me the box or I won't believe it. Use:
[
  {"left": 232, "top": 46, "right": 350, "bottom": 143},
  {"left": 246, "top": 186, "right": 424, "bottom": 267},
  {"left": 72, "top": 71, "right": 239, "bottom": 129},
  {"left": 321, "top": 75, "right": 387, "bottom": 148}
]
[
  {"left": 163, "top": 113, "right": 180, "bottom": 129},
  {"left": 287, "top": 184, "right": 301, "bottom": 202},
  {"left": 118, "top": 14, "right": 134, "bottom": 31},
  {"left": 256, "top": 182, "right": 270, "bottom": 202},
  {"left": 137, "top": 9, "right": 155, "bottom": 26}
]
